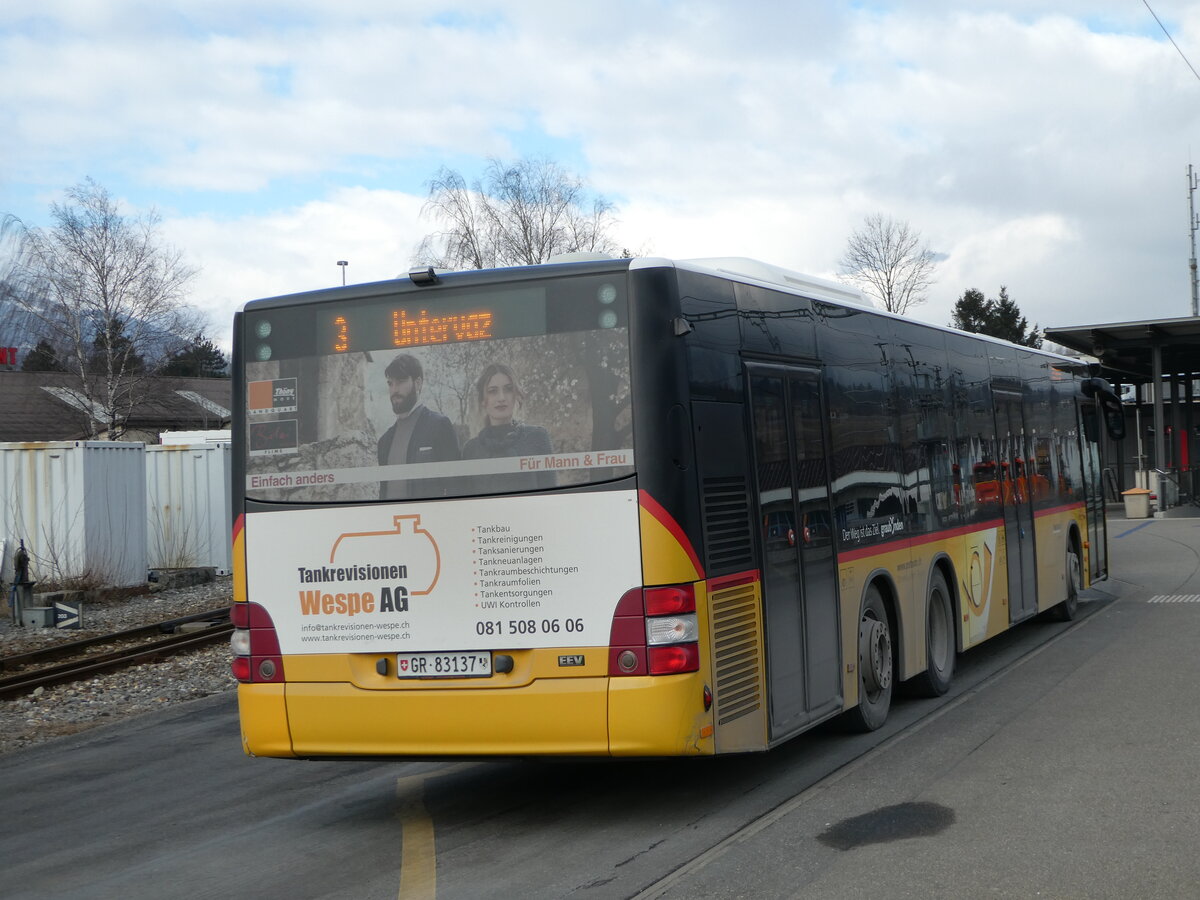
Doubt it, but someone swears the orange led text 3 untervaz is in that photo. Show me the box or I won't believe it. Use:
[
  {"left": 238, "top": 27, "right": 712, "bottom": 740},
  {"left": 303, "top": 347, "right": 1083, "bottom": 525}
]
[{"left": 332, "top": 309, "right": 494, "bottom": 352}]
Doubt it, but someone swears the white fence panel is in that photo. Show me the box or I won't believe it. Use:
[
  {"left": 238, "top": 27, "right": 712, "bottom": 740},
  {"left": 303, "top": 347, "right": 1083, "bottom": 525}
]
[
  {"left": 0, "top": 442, "right": 148, "bottom": 587},
  {"left": 145, "top": 443, "right": 232, "bottom": 575}
]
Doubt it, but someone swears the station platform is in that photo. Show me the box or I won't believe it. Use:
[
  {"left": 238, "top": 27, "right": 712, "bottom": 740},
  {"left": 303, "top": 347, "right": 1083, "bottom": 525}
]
[
  {"left": 1107, "top": 498, "right": 1200, "bottom": 520},
  {"left": 657, "top": 506, "right": 1200, "bottom": 898}
]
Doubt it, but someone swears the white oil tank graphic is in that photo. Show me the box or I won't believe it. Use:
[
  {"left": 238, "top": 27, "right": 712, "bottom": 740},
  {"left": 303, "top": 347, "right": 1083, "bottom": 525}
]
[{"left": 328, "top": 515, "right": 442, "bottom": 595}]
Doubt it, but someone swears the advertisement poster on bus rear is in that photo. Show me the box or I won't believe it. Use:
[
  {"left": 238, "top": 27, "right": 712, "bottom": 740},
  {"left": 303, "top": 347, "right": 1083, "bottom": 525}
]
[{"left": 244, "top": 490, "right": 641, "bottom": 654}]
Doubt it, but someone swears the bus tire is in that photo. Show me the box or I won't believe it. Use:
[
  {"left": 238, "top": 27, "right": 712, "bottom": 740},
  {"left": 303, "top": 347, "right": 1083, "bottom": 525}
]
[
  {"left": 1052, "top": 537, "right": 1082, "bottom": 622},
  {"left": 846, "top": 585, "right": 893, "bottom": 732},
  {"left": 912, "top": 571, "right": 955, "bottom": 697}
]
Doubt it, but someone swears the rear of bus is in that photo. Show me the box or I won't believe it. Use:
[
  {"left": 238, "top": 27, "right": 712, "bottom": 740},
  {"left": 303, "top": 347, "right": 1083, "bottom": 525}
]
[{"left": 232, "top": 260, "right": 720, "bottom": 758}]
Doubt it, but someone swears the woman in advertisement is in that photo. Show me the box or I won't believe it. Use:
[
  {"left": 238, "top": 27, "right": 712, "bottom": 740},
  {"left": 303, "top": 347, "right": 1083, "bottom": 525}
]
[{"left": 463, "top": 363, "right": 556, "bottom": 490}]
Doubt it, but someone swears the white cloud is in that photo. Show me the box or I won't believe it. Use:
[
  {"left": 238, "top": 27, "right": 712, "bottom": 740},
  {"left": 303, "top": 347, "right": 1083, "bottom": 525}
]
[
  {"left": 920, "top": 213, "right": 1080, "bottom": 326},
  {"left": 164, "top": 187, "right": 428, "bottom": 348},
  {"left": 5, "top": 0, "right": 1200, "bottom": 345}
]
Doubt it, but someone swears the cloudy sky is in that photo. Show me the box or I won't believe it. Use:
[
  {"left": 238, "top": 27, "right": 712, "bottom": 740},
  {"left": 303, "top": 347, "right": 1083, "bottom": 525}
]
[{"left": 4, "top": 1, "right": 1200, "bottom": 348}]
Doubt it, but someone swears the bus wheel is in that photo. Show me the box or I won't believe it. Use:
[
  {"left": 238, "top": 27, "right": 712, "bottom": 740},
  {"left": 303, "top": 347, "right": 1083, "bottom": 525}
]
[
  {"left": 847, "top": 586, "right": 893, "bottom": 731},
  {"left": 913, "top": 572, "right": 955, "bottom": 697},
  {"left": 1053, "top": 539, "right": 1082, "bottom": 622}
]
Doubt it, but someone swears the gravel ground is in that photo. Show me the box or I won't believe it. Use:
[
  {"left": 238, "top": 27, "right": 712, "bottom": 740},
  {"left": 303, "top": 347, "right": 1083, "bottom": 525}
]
[{"left": 0, "top": 576, "right": 236, "bottom": 755}]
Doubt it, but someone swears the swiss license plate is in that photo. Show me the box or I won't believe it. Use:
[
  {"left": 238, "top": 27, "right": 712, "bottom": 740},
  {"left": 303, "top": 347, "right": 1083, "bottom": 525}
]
[{"left": 395, "top": 651, "right": 492, "bottom": 679}]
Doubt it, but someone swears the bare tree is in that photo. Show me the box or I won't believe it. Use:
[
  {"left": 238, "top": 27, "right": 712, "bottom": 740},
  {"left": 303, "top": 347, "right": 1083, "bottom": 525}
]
[
  {"left": 838, "top": 213, "right": 938, "bottom": 315},
  {"left": 4, "top": 179, "right": 202, "bottom": 438},
  {"left": 414, "top": 157, "right": 623, "bottom": 269},
  {"left": 0, "top": 218, "right": 37, "bottom": 363},
  {"left": 0, "top": 283, "right": 23, "bottom": 371}
]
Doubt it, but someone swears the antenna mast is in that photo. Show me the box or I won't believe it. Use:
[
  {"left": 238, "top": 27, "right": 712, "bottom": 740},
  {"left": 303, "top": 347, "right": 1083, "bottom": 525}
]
[{"left": 1189, "top": 164, "right": 1199, "bottom": 316}]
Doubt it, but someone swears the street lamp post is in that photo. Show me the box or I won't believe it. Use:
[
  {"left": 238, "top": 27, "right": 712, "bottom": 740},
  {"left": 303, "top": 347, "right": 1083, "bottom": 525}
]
[{"left": 337, "top": 260, "right": 348, "bottom": 285}]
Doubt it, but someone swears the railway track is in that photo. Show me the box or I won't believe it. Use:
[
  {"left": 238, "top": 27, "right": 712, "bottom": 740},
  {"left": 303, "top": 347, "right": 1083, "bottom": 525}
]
[{"left": 0, "top": 608, "right": 232, "bottom": 700}]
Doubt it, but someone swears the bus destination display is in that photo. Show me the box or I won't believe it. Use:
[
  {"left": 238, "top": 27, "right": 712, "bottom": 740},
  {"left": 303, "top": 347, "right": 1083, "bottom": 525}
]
[{"left": 325, "top": 287, "right": 546, "bottom": 354}]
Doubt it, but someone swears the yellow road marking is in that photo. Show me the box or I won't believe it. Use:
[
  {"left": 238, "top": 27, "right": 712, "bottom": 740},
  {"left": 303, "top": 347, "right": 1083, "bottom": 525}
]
[{"left": 396, "top": 765, "right": 474, "bottom": 900}]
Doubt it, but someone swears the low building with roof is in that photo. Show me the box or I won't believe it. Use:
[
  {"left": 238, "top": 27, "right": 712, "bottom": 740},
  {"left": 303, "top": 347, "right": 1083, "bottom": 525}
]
[{"left": 0, "top": 371, "right": 231, "bottom": 443}]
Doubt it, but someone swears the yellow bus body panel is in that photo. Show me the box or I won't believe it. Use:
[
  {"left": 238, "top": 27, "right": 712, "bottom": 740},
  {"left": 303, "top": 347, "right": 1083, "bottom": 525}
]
[
  {"left": 284, "top": 678, "right": 611, "bottom": 757},
  {"left": 638, "top": 501, "right": 703, "bottom": 585},
  {"left": 705, "top": 576, "right": 769, "bottom": 753},
  {"left": 242, "top": 668, "right": 717, "bottom": 757},
  {"left": 957, "top": 525, "right": 1010, "bottom": 649},
  {"left": 608, "top": 672, "right": 714, "bottom": 756},
  {"left": 238, "top": 683, "right": 296, "bottom": 758},
  {"left": 835, "top": 506, "right": 1086, "bottom": 711},
  {"left": 232, "top": 519, "right": 247, "bottom": 603},
  {"left": 1036, "top": 505, "right": 1090, "bottom": 610},
  {"left": 836, "top": 522, "right": 1007, "bottom": 708}
]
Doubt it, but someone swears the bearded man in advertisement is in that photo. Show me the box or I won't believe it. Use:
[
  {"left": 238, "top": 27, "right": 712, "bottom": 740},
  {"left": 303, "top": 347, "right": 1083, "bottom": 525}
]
[{"left": 377, "top": 353, "right": 460, "bottom": 499}]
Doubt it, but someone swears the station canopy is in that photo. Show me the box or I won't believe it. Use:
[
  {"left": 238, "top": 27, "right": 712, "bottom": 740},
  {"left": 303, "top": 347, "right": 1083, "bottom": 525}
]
[{"left": 1044, "top": 315, "right": 1200, "bottom": 382}]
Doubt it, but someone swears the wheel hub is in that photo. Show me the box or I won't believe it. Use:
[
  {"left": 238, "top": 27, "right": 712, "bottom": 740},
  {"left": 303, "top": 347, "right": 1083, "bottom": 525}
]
[{"left": 859, "top": 617, "right": 892, "bottom": 694}]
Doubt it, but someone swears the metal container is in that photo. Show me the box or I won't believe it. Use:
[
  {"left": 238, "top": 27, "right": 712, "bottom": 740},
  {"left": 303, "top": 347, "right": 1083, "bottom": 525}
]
[
  {"left": 158, "top": 429, "right": 232, "bottom": 445},
  {"left": 0, "top": 441, "right": 148, "bottom": 588},
  {"left": 1121, "top": 488, "right": 1152, "bottom": 519},
  {"left": 144, "top": 443, "right": 232, "bottom": 575}
]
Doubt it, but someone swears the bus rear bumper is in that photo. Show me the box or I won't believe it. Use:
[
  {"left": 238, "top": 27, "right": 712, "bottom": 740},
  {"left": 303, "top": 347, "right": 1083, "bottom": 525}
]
[
  {"left": 237, "top": 672, "right": 715, "bottom": 758},
  {"left": 238, "top": 683, "right": 296, "bottom": 758},
  {"left": 263, "top": 678, "right": 609, "bottom": 758},
  {"left": 609, "top": 673, "right": 715, "bottom": 756}
]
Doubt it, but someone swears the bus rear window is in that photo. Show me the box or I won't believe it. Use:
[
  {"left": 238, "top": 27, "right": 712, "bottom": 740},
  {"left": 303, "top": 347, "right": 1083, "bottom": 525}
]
[{"left": 242, "top": 274, "right": 633, "bottom": 502}]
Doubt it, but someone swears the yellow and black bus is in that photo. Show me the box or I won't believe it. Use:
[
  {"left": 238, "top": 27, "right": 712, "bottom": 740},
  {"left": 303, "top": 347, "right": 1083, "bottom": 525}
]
[{"left": 231, "top": 256, "right": 1123, "bottom": 758}]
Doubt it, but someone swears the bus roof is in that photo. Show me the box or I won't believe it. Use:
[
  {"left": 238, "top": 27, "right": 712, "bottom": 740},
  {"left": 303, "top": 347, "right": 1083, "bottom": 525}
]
[
  {"left": 636, "top": 256, "right": 873, "bottom": 309},
  {"left": 242, "top": 255, "right": 1087, "bottom": 369},
  {"left": 632, "top": 257, "right": 1085, "bottom": 367}
]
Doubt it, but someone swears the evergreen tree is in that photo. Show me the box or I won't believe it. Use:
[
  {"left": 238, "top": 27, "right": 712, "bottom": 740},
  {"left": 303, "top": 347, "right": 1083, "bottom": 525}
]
[
  {"left": 949, "top": 288, "right": 991, "bottom": 333},
  {"left": 159, "top": 332, "right": 228, "bottom": 377},
  {"left": 89, "top": 316, "right": 145, "bottom": 374},
  {"left": 988, "top": 287, "right": 1041, "bottom": 347},
  {"left": 950, "top": 286, "right": 1041, "bottom": 348},
  {"left": 21, "top": 338, "right": 67, "bottom": 372}
]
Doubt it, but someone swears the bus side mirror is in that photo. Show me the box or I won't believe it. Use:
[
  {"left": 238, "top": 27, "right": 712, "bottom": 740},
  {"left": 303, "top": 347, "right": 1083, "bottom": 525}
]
[
  {"left": 1102, "top": 400, "right": 1125, "bottom": 441},
  {"left": 1081, "top": 405, "right": 1099, "bottom": 443},
  {"left": 1081, "top": 377, "right": 1125, "bottom": 442}
]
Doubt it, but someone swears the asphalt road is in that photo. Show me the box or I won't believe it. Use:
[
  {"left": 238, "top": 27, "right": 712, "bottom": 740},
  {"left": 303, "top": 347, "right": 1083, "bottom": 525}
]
[{"left": 2, "top": 510, "right": 1196, "bottom": 900}]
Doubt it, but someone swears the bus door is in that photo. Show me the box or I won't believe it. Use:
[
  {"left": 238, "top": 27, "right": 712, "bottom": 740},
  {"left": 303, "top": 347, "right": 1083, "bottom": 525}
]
[
  {"left": 1079, "top": 404, "right": 1108, "bottom": 580},
  {"left": 748, "top": 366, "right": 841, "bottom": 738},
  {"left": 994, "top": 390, "right": 1038, "bottom": 622}
]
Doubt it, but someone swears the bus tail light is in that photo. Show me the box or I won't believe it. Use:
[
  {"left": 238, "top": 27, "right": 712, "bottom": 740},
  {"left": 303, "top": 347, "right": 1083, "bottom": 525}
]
[
  {"left": 644, "top": 585, "right": 695, "bottom": 616},
  {"left": 230, "top": 601, "right": 284, "bottom": 684},
  {"left": 608, "top": 584, "right": 700, "bottom": 676},
  {"left": 648, "top": 643, "right": 700, "bottom": 675}
]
